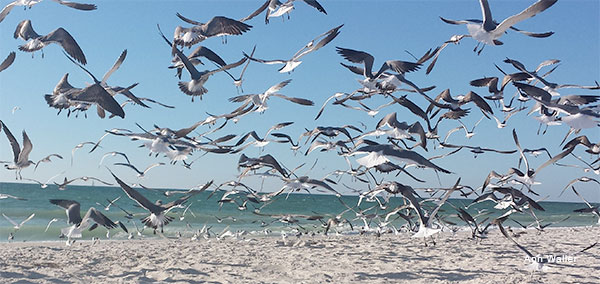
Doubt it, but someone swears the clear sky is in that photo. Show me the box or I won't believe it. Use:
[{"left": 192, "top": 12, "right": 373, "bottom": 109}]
[{"left": 0, "top": 0, "right": 598, "bottom": 203}]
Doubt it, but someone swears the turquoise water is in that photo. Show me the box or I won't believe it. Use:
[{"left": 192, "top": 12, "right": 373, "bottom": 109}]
[{"left": 0, "top": 182, "right": 598, "bottom": 242}]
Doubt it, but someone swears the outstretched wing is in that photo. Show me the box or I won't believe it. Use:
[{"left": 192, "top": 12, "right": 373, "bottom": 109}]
[
  {"left": 83, "top": 207, "right": 117, "bottom": 229},
  {"left": 52, "top": 0, "right": 97, "bottom": 11},
  {"left": 102, "top": 49, "right": 127, "bottom": 84},
  {"left": 1, "top": 120, "right": 20, "bottom": 163},
  {"left": 0, "top": 52, "right": 15, "bottom": 72},
  {"left": 111, "top": 172, "right": 162, "bottom": 213},
  {"left": 44, "top": 28, "right": 87, "bottom": 65}
]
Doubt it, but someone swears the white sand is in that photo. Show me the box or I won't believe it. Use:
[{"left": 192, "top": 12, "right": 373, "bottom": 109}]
[{"left": 0, "top": 227, "right": 598, "bottom": 283}]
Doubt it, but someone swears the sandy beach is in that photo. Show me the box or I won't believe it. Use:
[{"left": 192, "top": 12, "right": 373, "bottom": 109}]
[{"left": 1, "top": 226, "right": 598, "bottom": 284}]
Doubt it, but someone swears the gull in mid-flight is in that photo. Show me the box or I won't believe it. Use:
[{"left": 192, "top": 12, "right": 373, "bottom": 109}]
[
  {"left": 111, "top": 172, "right": 209, "bottom": 234},
  {"left": 174, "top": 13, "right": 252, "bottom": 47},
  {"left": 440, "top": 0, "right": 557, "bottom": 54},
  {"left": 0, "top": 120, "right": 34, "bottom": 179},
  {"left": 50, "top": 199, "right": 128, "bottom": 245},
  {"left": 244, "top": 24, "right": 342, "bottom": 73},
  {"left": 14, "top": 19, "right": 87, "bottom": 64},
  {"left": 0, "top": 0, "right": 96, "bottom": 23}
]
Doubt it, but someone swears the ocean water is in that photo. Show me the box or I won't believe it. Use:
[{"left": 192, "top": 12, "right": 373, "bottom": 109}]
[{"left": 0, "top": 182, "right": 598, "bottom": 242}]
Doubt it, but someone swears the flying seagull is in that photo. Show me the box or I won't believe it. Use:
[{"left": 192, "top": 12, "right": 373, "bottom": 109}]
[
  {"left": 440, "top": 0, "right": 558, "bottom": 54},
  {"left": 34, "top": 153, "right": 63, "bottom": 170},
  {"left": 229, "top": 79, "right": 314, "bottom": 113},
  {"left": 158, "top": 24, "right": 248, "bottom": 101},
  {"left": 2, "top": 213, "right": 35, "bottom": 231},
  {"left": 111, "top": 172, "right": 210, "bottom": 234},
  {"left": 0, "top": 120, "right": 34, "bottom": 179},
  {"left": 173, "top": 13, "right": 252, "bottom": 47},
  {"left": 50, "top": 199, "right": 127, "bottom": 245},
  {"left": 348, "top": 143, "right": 451, "bottom": 173},
  {"left": 62, "top": 51, "right": 126, "bottom": 118},
  {"left": 113, "top": 162, "right": 165, "bottom": 178},
  {"left": 0, "top": 0, "right": 96, "bottom": 23},
  {"left": 241, "top": 0, "right": 326, "bottom": 24},
  {"left": 244, "top": 24, "right": 342, "bottom": 73},
  {"left": 14, "top": 19, "right": 87, "bottom": 65}
]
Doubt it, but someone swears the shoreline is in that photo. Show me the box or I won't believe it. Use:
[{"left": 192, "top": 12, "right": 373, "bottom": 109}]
[{"left": 1, "top": 226, "right": 598, "bottom": 283}]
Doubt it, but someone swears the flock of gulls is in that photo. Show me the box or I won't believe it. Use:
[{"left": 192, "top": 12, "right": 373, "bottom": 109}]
[{"left": 0, "top": 0, "right": 599, "bottom": 273}]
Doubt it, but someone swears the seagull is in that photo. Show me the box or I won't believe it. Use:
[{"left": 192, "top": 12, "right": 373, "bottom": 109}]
[
  {"left": 424, "top": 34, "right": 469, "bottom": 74},
  {"left": 439, "top": 142, "right": 517, "bottom": 156},
  {"left": 95, "top": 196, "right": 121, "bottom": 211},
  {"left": 440, "top": 0, "right": 558, "bottom": 54},
  {"left": 44, "top": 218, "right": 59, "bottom": 232},
  {"left": 0, "top": 120, "right": 34, "bottom": 179},
  {"left": 443, "top": 116, "right": 485, "bottom": 142},
  {"left": 244, "top": 24, "right": 342, "bottom": 73},
  {"left": 512, "top": 129, "right": 574, "bottom": 187},
  {"left": 98, "top": 151, "right": 131, "bottom": 167},
  {"left": 406, "top": 178, "right": 460, "bottom": 245},
  {"left": 241, "top": 0, "right": 327, "bottom": 24},
  {"left": 158, "top": 24, "right": 248, "bottom": 101},
  {"left": 113, "top": 162, "right": 165, "bottom": 178},
  {"left": 278, "top": 176, "right": 342, "bottom": 197},
  {"left": 22, "top": 171, "right": 64, "bottom": 189},
  {"left": 14, "top": 19, "right": 87, "bottom": 65},
  {"left": 50, "top": 199, "right": 127, "bottom": 245},
  {"left": 2, "top": 213, "right": 35, "bottom": 231},
  {"left": 337, "top": 47, "right": 446, "bottom": 109},
  {"left": 173, "top": 13, "right": 252, "bottom": 47},
  {"left": 238, "top": 153, "right": 289, "bottom": 178},
  {"left": 0, "top": 193, "right": 27, "bottom": 201},
  {"left": 229, "top": 79, "right": 314, "bottom": 113},
  {"left": 495, "top": 220, "right": 553, "bottom": 271},
  {"left": 34, "top": 153, "right": 63, "bottom": 170},
  {"left": 167, "top": 43, "right": 227, "bottom": 79},
  {"left": 71, "top": 141, "right": 95, "bottom": 165},
  {"left": 53, "top": 176, "right": 113, "bottom": 190},
  {"left": 0, "top": 52, "right": 16, "bottom": 72},
  {"left": 44, "top": 73, "right": 87, "bottom": 117},
  {"left": 348, "top": 143, "right": 451, "bottom": 173},
  {"left": 222, "top": 45, "right": 255, "bottom": 93},
  {"left": 563, "top": 135, "right": 600, "bottom": 155},
  {"left": 94, "top": 49, "right": 149, "bottom": 112},
  {"left": 62, "top": 52, "right": 126, "bottom": 118},
  {"left": 504, "top": 58, "right": 600, "bottom": 96},
  {"left": 0, "top": 0, "right": 96, "bottom": 23},
  {"left": 336, "top": 47, "right": 421, "bottom": 80},
  {"left": 111, "top": 172, "right": 206, "bottom": 234},
  {"left": 570, "top": 186, "right": 600, "bottom": 225}
]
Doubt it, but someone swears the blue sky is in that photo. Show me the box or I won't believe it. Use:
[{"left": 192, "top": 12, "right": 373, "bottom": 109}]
[{"left": 0, "top": 0, "right": 598, "bottom": 202}]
